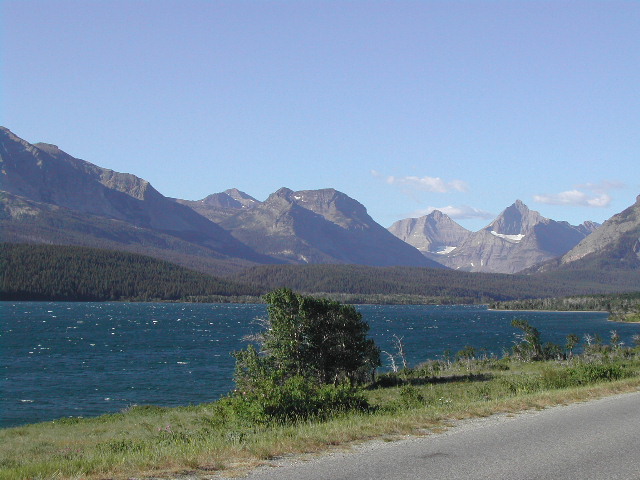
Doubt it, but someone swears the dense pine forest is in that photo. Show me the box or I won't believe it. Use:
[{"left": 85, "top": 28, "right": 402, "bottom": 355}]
[
  {"left": 2, "top": 243, "right": 639, "bottom": 303},
  {"left": 230, "top": 264, "right": 639, "bottom": 302},
  {"left": 490, "top": 292, "right": 640, "bottom": 321},
  {"left": 0, "top": 243, "right": 261, "bottom": 302}
]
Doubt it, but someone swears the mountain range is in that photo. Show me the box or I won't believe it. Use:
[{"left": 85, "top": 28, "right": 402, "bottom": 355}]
[
  {"left": 1, "top": 127, "right": 638, "bottom": 279},
  {"left": 0, "top": 127, "right": 438, "bottom": 274},
  {"left": 389, "top": 202, "right": 601, "bottom": 274}
]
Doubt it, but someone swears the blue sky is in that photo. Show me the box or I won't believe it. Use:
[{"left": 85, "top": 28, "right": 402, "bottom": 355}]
[{"left": 2, "top": 0, "right": 638, "bottom": 231}]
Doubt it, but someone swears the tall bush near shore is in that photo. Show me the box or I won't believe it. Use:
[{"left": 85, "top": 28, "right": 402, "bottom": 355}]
[{"left": 231, "top": 288, "right": 380, "bottom": 422}]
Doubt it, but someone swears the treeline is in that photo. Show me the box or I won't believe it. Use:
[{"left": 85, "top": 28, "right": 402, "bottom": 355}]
[
  {"left": 230, "top": 264, "right": 637, "bottom": 303},
  {"left": 4, "top": 243, "right": 639, "bottom": 304},
  {"left": 490, "top": 292, "right": 640, "bottom": 315},
  {"left": 0, "top": 205, "right": 247, "bottom": 276},
  {"left": 0, "top": 243, "right": 261, "bottom": 302}
]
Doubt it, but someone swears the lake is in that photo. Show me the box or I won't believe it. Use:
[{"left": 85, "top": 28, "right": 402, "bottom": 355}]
[{"left": 2, "top": 301, "right": 639, "bottom": 428}]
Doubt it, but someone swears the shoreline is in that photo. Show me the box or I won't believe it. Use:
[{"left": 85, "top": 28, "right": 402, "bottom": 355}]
[{"left": 487, "top": 308, "right": 609, "bottom": 313}]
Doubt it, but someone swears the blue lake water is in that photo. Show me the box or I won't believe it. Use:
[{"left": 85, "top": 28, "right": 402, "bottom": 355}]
[{"left": 2, "top": 301, "right": 639, "bottom": 428}]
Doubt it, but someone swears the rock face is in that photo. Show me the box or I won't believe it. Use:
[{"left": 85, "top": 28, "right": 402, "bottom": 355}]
[
  {"left": 216, "top": 187, "right": 443, "bottom": 267},
  {"left": 557, "top": 195, "right": 640, "bottom": 269},
  {"left": 433, "top": 200, "right": 595, "bottom": 274},
  {"left": 0, "top": 127, "right": 274, "bottom": 272},
  {"left": 176, "top": 189, "right": 260, "bottom": 223},
  {"left": 388, "top": 210, "right": 471, "bottom": 256},
  {"left": 0, "top": 127, "right": 437, "bottom": 271}
]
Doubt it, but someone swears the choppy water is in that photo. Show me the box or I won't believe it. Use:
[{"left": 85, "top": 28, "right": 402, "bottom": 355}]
[{"left": 2, "top": 302, "right": 638, "bottom": 428}]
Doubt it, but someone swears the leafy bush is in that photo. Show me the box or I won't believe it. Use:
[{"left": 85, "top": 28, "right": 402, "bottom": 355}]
[
  {"left": 567, "top": 363, "right": 629, "bottom": 384},
  {"left": 227, "top": 376, "right": 369, "bottom": 424},
  {"left": 398, "top": 385, "right": 425, "bottom": 407},
  {"left": 230, "top": 289, "right": 378, "bottom": 423}
]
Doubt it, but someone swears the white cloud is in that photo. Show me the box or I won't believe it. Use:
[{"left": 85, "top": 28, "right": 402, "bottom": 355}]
[
  {"left": 534, "top": 190, "right": 612, "bottom": 208},
  {"left": 412, "top": 205, "right": 494, "bottom": 220},
  {"left": 534, "top": 180, "right": 624, "bottom": 208},
  {"left": 384, "top": 175, "right": 468, "bottom": 193}
]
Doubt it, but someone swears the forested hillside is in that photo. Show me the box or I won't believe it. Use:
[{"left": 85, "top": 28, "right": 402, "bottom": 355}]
[
  {"left": 0, "top": 243, "right": 260, "bottom": 302},
  {"left": 3, "top": 243, "right": 638, "bottom": 304},
  {"left": 230, "top": 264, "right": 636, "bottom": 302},
  {"left": 490, "top": 292, "right": 640, "bottom": 315}
]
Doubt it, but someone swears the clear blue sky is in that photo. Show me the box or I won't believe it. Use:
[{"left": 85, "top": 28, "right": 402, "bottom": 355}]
[{"left": 2, "top": 0, "right": 638, "bottom": 231}]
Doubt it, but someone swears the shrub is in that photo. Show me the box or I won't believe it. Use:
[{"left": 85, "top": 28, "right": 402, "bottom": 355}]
[
  {"left": 398, "top": 385, "right": 425, "bottom": 407},
  {"left": 229, "top": 289, "right": 379, "bottom": 424},
  {"left": 227, "top": 376, "right": 369, "bottom": 424},
  {"left": 567, "top": 363, "right": 628, "bottom": 384}
]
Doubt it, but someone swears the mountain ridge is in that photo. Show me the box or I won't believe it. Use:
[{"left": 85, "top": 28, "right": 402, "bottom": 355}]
[
  {"left": 388, "top": 210, "right": 471, "bottom": 256},
  {"left": 0, "top": 127, "right": 278, "bottom": 272},
  {"left": 390, "top": 200, "right": 601, "bottom": 274},
  {"left": 214, "top": 186, "right": 442, "bottom": 267},
  {"left": 2, "top": 127, "right": 636, "bottom": 279},
  {"left": 1, "top": 127, "right": 440, "bottom": 272}
]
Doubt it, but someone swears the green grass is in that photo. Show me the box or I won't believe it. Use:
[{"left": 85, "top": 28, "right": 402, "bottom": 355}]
[
  {"left": 612, "top": 311, "right": 640, "bottom": 323},
  {"left": 2, "top": 352, "right": 640, "bottom": 480}
]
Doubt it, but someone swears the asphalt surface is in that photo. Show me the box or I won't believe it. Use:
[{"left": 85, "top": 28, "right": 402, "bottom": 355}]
[{"left": 236, "top": 390, "right": 640, "bottom": 480}]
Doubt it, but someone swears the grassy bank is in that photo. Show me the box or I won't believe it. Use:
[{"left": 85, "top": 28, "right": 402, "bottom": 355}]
[
  {"left": 2, "top": 350, "right": 640, "bottom": 479},
  {"left": 610, "top": 311, "right": 640, "bottom": 323}
]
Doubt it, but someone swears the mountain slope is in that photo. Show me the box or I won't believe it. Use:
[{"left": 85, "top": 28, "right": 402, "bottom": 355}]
[
  {"left": 175, "top": 188, "right": 260, "bottom": 223},
  {"left": 0, "top": 127, "right": 276, "bottom": 273},
  {"left": 529, "top": 195, "right": 640, "bottom": 273},
  {"left": 436, "top": 200, "right": 594, "bottom": 274},
  {"left": 388, "top": 210, "right": 471, "bottom": 256},
  {"left": 561, "top": 195, "right": 640, "bottom": 267},
  {"left": 218, "top": 187, "right": 443, "bottom": 267}
]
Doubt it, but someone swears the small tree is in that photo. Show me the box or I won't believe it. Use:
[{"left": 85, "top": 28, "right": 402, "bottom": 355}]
[
  {"left": 234, "top": 288, "right": 380, "bottom": 389},
  {"left": 231, "top": 289, "right": 380, "bottom": 422},
  {"left": 261, "top": 288, "right": 381, "bottom": 384},
  {"left": 511, "top": 319, "right": 543, "bottom": 361},
  {"left": 610, "top": 330, "right": 622, "bottom": 350},
  {"left": 566, "top": 334, "right": 580, "bottom": 358}
]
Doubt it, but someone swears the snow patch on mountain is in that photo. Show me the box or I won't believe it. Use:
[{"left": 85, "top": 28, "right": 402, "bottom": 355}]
[{"left": 490, "top": 231, "right": 525, "bottom": 243}]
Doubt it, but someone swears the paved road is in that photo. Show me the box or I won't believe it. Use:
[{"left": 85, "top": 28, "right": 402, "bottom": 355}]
[{"left": 238, "top": 391, "right": 640, "bottom": 480}]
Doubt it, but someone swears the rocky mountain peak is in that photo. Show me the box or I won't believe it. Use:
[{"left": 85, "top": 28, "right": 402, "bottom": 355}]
[
  {"left": 33, "top": 142, "right": 61, "bottom": 153},
  {"left": 1, "top": 127, "right": 45, "bottom": 163},
  {"left": 487, "top": 200, "right": 543, "bottom": 236},
  {"left": 224, "top": 188, "right": 259, "bottom": 207},
  {"left": 273, "top": 187, "right": 294, "bottom": 197},
  {"left": 288, "top": 188, "right": 371, "bottom": 231},
  {"left": 215, "top": 185, "right": 438, "bottom": 267},
  {"left": 200, "top": 192, "right": 243, "bottom": 209},
  {"left": 429, "top": 209, "right": 446, "bottom": 221},
  {"left": 576, "top": 221, "right": 601, "bottom": 236},
  {"left": 292, "top": 188, "right": 367, "bottom": 217},
  {"left": 388, "top": 210, "right": 471, "bottom": 255},
  {"left": 195, "top": 189, "right": 259, "bottom": 211},
  {"left": 265, "top": 187, "right": 295, "bottom": 206}
]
